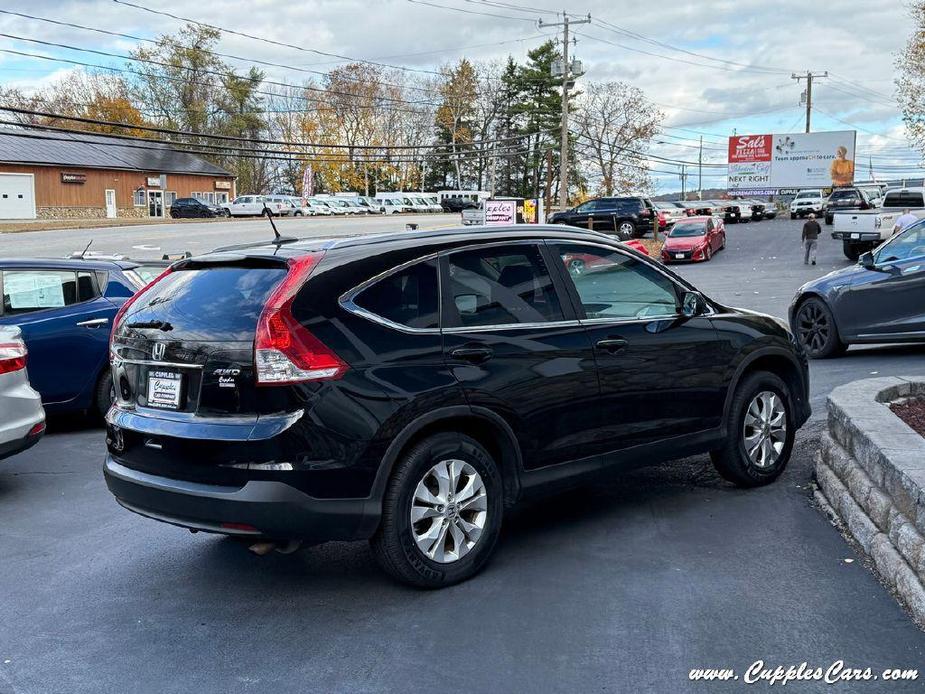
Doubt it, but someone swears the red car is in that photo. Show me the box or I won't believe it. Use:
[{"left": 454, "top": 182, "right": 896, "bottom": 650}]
[
  {"left": 561, "top": 240, "right": 648, "bottom": 275},
  {"left": 661, "top": 216, "right": 725, "bottom": 264}
]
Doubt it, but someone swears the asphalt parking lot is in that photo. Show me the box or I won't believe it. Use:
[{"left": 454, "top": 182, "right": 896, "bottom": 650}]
[{"left": 2, "top": 215, "right": 925, "bottom": 693}]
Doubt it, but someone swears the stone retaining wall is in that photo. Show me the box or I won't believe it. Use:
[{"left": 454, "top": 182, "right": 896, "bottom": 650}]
[
  {"left": 816, "top": 377, "right": 925, "bottom": 623},
  {"left": 37, "top": 207, "right": 149, "bottom": 219}
]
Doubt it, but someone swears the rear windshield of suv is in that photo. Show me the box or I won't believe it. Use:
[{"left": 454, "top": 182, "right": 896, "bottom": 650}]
[
  {"left": 124, "top": 266, "right": 286, "bottom": 340},
  {"left": 829, "top": 190, "right": 860, "bottom": 200}
]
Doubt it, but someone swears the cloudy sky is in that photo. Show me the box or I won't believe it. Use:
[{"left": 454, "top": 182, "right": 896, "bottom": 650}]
[{"left": 0, "top": 0, "right": 918, "bottom": 192}]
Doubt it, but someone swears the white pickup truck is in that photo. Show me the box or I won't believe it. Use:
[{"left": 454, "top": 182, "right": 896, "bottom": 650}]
[
  {"left": 221, "top": 195, "right": 286, "bottom": 217},
  {"left": 831, "top": 187, "right": 925, "bottom": 260}
]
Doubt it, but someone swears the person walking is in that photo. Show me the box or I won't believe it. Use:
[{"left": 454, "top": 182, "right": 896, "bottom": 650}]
[{"left": 802, "top": 213, "right": 820, "bottom": 266}]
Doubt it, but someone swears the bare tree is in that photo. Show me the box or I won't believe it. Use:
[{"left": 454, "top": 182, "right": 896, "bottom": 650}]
[{"left": 573, "top": 82, "right": 662, "bottom": 196}]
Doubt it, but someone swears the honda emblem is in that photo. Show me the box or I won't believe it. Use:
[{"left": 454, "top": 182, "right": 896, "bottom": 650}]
[{"left": 152, "top": 342, "right": 166, "bottom": 361}]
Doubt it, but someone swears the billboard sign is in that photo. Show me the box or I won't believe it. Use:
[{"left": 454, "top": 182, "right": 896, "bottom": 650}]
[{"left": 727, "top": 130, "right": 856, "bottom": 191}]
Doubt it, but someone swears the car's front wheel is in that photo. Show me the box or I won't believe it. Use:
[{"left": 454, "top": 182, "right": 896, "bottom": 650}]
[
  {"left": 619, "top": 221, "right": 637, "bottom": 239},
  {"left": 371, "top": 432, "right": 502, "bottom": 588},
  {"left": 710, "top": 371, "right": 794, "bottom": 487},
  {"left": 794, "top": 297, "right": 847, "bottom": 358}
]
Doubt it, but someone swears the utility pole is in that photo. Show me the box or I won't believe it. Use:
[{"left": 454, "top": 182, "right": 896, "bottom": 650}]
[
  {"left": 539, "top": 11, "right": 590, "bottom": 210},
  {"left": 791, "top": 71, "right": 828, "bottom": 133},
  {"left": 680, "top": 164, "right": 687, "bottom": 201},
  {"left": 697, "top": 136, "right": 703, "bottom": 200},
  {"left": 489, "top": 145, "right": 498, "bottom": 197},
  {"left": 544, "top": 148, "right": 553, "bottom": 221}
]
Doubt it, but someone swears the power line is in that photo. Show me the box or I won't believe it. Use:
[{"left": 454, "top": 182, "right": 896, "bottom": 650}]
[
  {"left": 0, "top": 33, "right": 441, "bottom": 108},
  {"left": 0, "top": 9, "right": 541, "bottom": 100},
  {"left": 111, "top": 0, "right": 444, "bottom": 77},
  {"left": 0, "top": 124, "right": 531, "bottom": 165},
  {"left": 591, "top": 18, "right": 792, "bottom": 75},
  {"left": 0, "top": 48, "right": 434, "bottom": 117},
  {"left": 0, "top": 106, "right": 541, "bottom": 150},
  {"left": 406, "top": 0, "right": 539, "bottom": 22}
]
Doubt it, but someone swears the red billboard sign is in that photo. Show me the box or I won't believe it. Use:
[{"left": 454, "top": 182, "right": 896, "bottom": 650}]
[{"left": 728, "top": 134, "right": 772, "bottom": 164}]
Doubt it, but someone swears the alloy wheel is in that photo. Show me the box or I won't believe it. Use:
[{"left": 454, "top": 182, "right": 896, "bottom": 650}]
[
  {"left": 619, "top": 222, "right": 634, "bottom": 238},
  {"left": 743, "top": 391, "right": 787, "bottom": 469},
  {"left": 796, "top": 302, "right": 830, "bottom": 354},
  {"left": 568, "top": 258, "right": 585, "bottom": 275},
  {"left": 411, "top": 459, "right": 487, "bottom": 564}
]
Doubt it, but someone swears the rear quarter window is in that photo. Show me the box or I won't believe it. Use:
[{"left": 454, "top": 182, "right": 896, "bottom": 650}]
[{"left": 352, "top": 259, "right": 439, "bottom": 329}]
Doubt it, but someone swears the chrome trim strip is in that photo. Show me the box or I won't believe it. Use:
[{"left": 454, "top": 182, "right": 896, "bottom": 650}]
[
  {"left": 337, "top": 235, "right": 711, "bottom": 332},
  {"left": 443, "top": 319, "right": 584, "bottom": 334},
  {"left": 116, "top": 358, "right": 205, "bottom": 370}
]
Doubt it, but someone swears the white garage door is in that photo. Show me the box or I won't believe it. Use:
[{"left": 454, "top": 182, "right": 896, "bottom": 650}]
[{"left": 0, "top": 174, "right": 35, "bottom": 219}]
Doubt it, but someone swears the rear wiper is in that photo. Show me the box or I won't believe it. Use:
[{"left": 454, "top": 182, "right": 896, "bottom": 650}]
[{"left": 125, "top": 320, "right": 173, "bottom": 331}]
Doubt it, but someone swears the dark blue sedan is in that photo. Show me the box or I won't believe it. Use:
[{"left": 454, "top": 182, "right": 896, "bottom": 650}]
[
  {"left": 790, "top": 220, "right": 925, "bottom": 357},
  {"left": 0, "top": 258, "right": 142, "bottom": 415}
]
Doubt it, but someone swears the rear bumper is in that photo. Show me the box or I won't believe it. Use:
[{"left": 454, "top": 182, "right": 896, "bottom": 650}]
[
  {"left": 0, "top": 427, "right": 43, "bottom": 462},
  {"left": 831, "top": 231, "right": 882, "bottom": 242},
  {"left": 104, "top": 455, "right": 379, "bottom": 542}
]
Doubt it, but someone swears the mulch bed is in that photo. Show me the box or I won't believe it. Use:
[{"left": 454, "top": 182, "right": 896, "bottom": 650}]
[{"left": 891, "top": 398, "right": 925, "bottom": 438}]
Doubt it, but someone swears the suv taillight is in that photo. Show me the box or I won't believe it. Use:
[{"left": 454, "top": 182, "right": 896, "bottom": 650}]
[
  {"left": 109, "top": 267, "right": 175, "bottom": 362},
  {"left": 254, "top": 253, "right": 347, "bottom": 385},
  {"left": 0, "top": 340, "right": 27, "bottom": 375}
]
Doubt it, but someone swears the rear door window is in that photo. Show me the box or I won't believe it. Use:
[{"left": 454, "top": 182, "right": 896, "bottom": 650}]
[
  {"left": 2, "top": 270, "right": 80, "bottom": 315},
  {"left": 353, "top": 259, "right": 439, "bottom": 329},
  {"left": 444, "top": 244, "right": 564, "bottom": 327}
]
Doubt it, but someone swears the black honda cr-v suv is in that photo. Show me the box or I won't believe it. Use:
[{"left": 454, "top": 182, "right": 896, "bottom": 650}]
[{"left": 104, "top": 225, "right": 810, "bottom": 587}]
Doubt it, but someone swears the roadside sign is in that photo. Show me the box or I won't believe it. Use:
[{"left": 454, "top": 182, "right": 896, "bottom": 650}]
[{"left": 728, "top": 130, "right": 857, "bottom": 192}]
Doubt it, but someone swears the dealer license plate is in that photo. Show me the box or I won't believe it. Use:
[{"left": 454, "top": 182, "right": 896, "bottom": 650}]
[
  {"left": 675, "top": 253, "right": 684, "bottom": 259},
  {"left": 147, "top": 370, "right": 182, "bottom": 410},
  {"left": 851, "top": 233, "right": 860, "bottom": 239}
]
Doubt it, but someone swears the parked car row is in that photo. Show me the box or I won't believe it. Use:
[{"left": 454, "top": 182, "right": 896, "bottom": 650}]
[{"left": 549, "top": 196, "right": 775, "bottom": 240}]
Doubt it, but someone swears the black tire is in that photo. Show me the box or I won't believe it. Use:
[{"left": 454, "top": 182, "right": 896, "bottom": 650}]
[
  {"left": 794, "top": 296, "right": 847, "bottom": 358},
  {"left": 370, "top": 432, "right": 503, "bottom": 588},
  {"left": 620, "top": 221, "right": 638, "bottom": 239},
  {"left": 710, "top": 371, "right": 795, "bottom": 487},
  {"left": 94, "top": 369, "right": 115, "bottom": 419},
  {"left": 842, "top": 240, "right": 861, "bottom": 261}
]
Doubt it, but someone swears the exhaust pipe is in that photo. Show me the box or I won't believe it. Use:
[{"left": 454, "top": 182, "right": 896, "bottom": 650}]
[{"left": 247, "top": 539, "right": 302, "bottom": 556}]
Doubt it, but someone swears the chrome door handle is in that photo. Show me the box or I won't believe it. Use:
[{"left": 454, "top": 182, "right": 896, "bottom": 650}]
[
  {"left": 449, "top": 347, "right": 494, "bottom": 364},
  {"left": 76, "top": 318, "right": 109, "bottom": 328},
  {"left": 595, "top": 338, "right": 627, "bottom": 353}
]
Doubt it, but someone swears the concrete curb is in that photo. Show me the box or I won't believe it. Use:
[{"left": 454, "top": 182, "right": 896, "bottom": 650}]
[{"left": 816, "top": 376, "right": 925, "bottom": 624}]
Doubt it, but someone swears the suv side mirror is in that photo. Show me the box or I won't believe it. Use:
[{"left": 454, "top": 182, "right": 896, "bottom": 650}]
[
  {"left": 859, "top": 251, "right": 875, "bottom": 268},
  {"left": 681, "top": 291, "right": 704, "bottom": 318}
]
